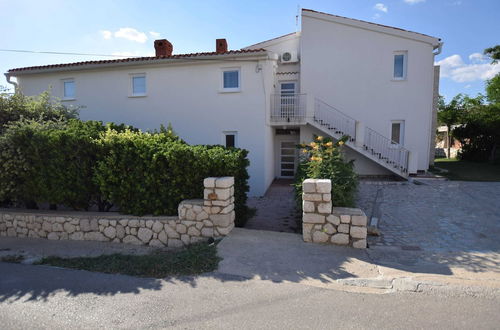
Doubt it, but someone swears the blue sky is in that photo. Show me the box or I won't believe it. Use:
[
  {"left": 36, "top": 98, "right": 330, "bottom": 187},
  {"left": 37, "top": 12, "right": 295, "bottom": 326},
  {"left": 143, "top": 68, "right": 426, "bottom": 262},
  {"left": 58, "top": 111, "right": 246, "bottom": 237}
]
[{"left": 1, "top": 0, "right": 499, "bottom": 100}]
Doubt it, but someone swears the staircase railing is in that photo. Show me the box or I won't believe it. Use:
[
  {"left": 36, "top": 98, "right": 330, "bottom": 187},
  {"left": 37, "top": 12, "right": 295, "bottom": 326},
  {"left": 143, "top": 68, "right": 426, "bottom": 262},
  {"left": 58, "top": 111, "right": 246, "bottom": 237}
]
[
  {"left": 363, "top": 127, "right": 409, "bottom": 173},
  {"left": 314, "top": 98, "right": 356, "bottom": 141}
]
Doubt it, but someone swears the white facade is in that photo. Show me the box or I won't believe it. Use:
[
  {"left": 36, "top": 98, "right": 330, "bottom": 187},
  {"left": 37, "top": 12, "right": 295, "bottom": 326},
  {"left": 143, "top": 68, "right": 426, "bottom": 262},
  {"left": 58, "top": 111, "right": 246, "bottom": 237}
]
[{"left": 6, "top": 9, "right": 441, "bottom": 196}]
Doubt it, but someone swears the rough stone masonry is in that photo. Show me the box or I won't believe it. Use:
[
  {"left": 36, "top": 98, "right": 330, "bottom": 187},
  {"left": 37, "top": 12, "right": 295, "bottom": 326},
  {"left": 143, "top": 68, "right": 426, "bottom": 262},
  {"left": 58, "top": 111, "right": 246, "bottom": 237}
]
[
  {"left": 302, "top": 178, "right": 367, "bottom": 248},
  {"left": 0, "top": 177, "right": 236, "bottom": 248}
]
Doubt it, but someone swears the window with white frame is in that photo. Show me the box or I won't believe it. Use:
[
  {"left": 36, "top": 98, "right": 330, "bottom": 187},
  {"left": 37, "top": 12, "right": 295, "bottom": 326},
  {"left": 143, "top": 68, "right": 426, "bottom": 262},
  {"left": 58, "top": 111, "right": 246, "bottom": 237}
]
[
  {"left": 393, "top": 51, "right": 407, "bottom": 80},
  {"left": 130, "top": 74, "right": 146, "bottom": 96},
  {"left": 221, "top": 68, "right": 240, "bottom": 92},
  {"left": 62, "top": 79, "right": 75, "bottom": 99},
  {"left": 391, "top": 120, "right": 405, "bottom": 145},
  {"left": 223, "top": 131, "right": 237, "bottom": 148}
]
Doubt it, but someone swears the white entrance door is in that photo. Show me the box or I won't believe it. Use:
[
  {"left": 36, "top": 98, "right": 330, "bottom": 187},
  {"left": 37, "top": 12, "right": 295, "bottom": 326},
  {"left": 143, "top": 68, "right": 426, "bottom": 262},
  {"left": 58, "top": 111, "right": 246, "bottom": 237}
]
[{"left": 279, "top": 141, "right": 297, "bottom": 178}]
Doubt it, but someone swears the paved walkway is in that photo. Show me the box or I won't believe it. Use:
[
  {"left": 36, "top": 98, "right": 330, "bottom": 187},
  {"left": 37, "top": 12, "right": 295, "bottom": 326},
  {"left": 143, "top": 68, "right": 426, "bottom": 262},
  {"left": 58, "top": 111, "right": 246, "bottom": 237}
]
[
  {"left": 356, "top": 180, "right": 500, "bottom": 253},
  {"left": 245, "top": 179, "right": 299, "bottom": 233}
]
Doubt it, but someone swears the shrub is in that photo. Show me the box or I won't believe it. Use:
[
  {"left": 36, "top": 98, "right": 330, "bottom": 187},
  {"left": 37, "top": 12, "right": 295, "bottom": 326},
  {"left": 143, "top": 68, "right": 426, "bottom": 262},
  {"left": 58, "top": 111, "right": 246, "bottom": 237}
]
[
  {"left": 0, "top": 90, "right": 78, "bottom": 134},
  {"left": 294, "top": 136, "right": 358, "bottom": 210},
  {"left": 95, "top": 129, "right": 249, "bottom": 224}
]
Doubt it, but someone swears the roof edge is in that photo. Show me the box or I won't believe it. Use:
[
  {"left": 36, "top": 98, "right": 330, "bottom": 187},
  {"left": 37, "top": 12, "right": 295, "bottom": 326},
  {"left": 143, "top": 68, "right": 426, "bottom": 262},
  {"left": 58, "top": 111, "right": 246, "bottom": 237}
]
[
  {"left": 302, "top": 8, "right": 440, "bottom": 46},
  {"left": 243, "top": 32, "right": 299, "bottom": 50}
]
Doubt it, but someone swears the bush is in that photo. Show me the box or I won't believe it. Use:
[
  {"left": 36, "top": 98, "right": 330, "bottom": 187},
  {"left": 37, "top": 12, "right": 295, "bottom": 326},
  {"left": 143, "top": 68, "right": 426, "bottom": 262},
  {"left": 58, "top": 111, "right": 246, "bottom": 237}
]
[
  {"left": 95, "top": 129, "right": 249, "bottom": 223},
  {"left": 0, "top": 90, "right": 77, "bottom": 134},
  {"left": 294, "top": 136, "right": 358, "bottom": 210}
]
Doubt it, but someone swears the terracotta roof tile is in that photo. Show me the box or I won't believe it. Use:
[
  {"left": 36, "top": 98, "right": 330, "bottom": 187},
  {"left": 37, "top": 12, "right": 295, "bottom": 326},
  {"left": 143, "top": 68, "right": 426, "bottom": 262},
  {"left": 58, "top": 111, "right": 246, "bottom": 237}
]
[{"left": 8, "top": 48, "right": 267, "bottom": 73}]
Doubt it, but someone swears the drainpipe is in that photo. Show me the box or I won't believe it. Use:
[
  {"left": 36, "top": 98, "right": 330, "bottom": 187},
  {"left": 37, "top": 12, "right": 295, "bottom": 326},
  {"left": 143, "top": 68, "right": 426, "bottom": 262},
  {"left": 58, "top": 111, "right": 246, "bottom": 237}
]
[
  {"left": 433, "top": 41, "right": 443, "bottom": 56},
  {"left": 4, "top": 73, "right": 18, "bottom": 93}
]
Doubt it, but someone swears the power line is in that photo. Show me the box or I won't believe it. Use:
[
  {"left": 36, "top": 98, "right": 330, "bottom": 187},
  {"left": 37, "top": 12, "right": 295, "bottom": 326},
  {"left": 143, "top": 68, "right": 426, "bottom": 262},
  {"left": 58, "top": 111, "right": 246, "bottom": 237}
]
[{"left": 0, "top": 49, "right": 142, "bottom": 57}]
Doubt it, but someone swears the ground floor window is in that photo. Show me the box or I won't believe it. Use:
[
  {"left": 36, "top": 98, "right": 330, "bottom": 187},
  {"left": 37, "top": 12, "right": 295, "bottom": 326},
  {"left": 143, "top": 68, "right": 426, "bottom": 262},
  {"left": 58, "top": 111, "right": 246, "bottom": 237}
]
[
  {"left": 223, "top": 131, "right": 237, "bottom": 148},
  {"left": 391, "top": 120, "right": 405, "bottom": 145}
]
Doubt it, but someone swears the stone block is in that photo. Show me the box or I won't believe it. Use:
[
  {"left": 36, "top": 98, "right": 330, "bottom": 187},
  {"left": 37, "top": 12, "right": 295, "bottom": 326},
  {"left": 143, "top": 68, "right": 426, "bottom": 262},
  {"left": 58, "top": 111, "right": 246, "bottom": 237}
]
[
  {"left": 152, "top": 221, "right": 163, "bottom": 233},
  {"left": 214, "top": 188, "right": 231, "bottom": 201},
  {"left": 123, "top": 235, "right": 142, "bottom": 245},
  {"left": 165, "top": 224, "right": 180, "bottom": 238},
  {"left": 98, "top": 219, "right": 109, "bottom": 226},
  {"left": 317, "top": 202, "right": 332, "bottom": 214},
  {"left": 350, "top": 226, "right": 367, "bottom": 239},
  {"left": 204, "top": 177, "right": 216, "bottom": 188},
  {"left": 52, "top": 223, "right": 63, "bottom": 232},
  {"left": 210, "top": 213, "right": 233, "bottom": 227},
  {"left": 84, "top": 232, "right": 107, "bottom": 242},
  {"left": 181, "top": 234, "right": 190, "bottom": 245},
  {"left": 316, "top": 179, "right": 331, "bottom": 193},
  {"left": 302, "top": 201, "right": 315, "bottom": 213},
  {"left": 326, "top": 214, "right": 340, "bottom": 226},
  {"left": 216, "top": 224, "right": 234, "bottom": 236},
  {"left": 220, "top": 204, "right": 234, "bottom": 215},
  {"left": 212, "top": 199, "right": 231, "bottom": 207},
  {"left": 302, "top": 179, "right": 317, "bottom": 193},
  {"left": 352, "top": 239, "right": 367, "bottom": 249},
  {"left": 176, "top": 224, "right": 187, "bottom": 234},
  {"left": 69, "top": 232, "right": 84, "bottom": 240},
  {"left": 116, "top": 225, "right": 125, "bottom": 239},
  {"left": 196, "top": 211, "right": 209, "bottom": 221},
  {"left": 80, "top": 219, "right": 91, "bottom": 232},
  {"left": 187, "top": 226, "right": 201, "bottom": 237},
  {"left": 138, "top": 228, "right": 153, "bottom": 243},
  {"left": 338, "top": 224, "right": 350, "bottom": 234},
  {"left": 215, "top": 176, "right": 234, "bottom": 188},
  {"left": 128, "top": 220, "right": 140, "bottom": 227},
  {"left": 322, "top": 193, "right": 331, "bottom": 202},
  {"left": 145, "top": 220, "right": 154, "bottom": 228},
  {"left": 323, "top": 223, "right": 336, "bottom": 235},
  {"left": 340, "top": 215, "right": 351, "bottom": 224},
  {"left": 303, "top": 213, "right": 325, "bottom": 224},
  {"left": 158, "top": 230, "right": 168, "bottom": 244},
  {"left": 331, "top": 233, "right": 349, "bottom": 245},
  {"left": 63, "top": 222, "right": 76, "bottom": 233},
  {"left": 302, "top": 193, "right": 323, "bottom": 202},
  {"left": 201, "top": 227, "right": 214, "bottom": 237},
  {"left": 47, "top": 232, "right": 59, "bottom": 240},
  {"left": 42, "top": 221, "right": 52, "bottom": 232},
  {"left": 185, "top": 209, "right": 196, "bottom": 220},
  {"left": 149, "top": 239, "right": 164, "bottom": 248},
  {"left": 104, "top": 226, "right": 116, "bottom": 239},
  {"left": 351, "top": 215, "right": 368, "bottom": 227},
  {"left": 55, "top": 217, "right": 66, "bottom": 224},
  {"left": 302, "top": 223, "right": 313, "bottom": 242},
  {"left": 312, "top": 230, "right": 329, "bottom": 243},
  {"left": 90, "top": 219, "right": 99, "bottom": 231}
]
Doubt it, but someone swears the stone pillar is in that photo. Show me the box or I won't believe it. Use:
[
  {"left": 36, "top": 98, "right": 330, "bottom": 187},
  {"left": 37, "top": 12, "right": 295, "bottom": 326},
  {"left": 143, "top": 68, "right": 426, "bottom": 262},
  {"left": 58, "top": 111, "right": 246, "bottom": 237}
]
[
  {"left": 202, "top": 177, "right": 235, "bottom": 236},
  {"left": 302, "top": 179, "right": 332, "bottom": 243}
]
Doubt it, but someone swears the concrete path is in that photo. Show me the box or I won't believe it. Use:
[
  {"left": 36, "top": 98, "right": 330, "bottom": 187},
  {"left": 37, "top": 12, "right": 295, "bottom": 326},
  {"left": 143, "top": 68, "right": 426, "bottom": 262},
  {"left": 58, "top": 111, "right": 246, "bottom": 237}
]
[
  {"left": 1, "top": 261, "right": 499, "bottom": 329},
  {"left": 245, "top": 179, "right": 299, "bottom": 233},
  {"left": 216, "top": 228, "right": 500, "bottom": 294}
]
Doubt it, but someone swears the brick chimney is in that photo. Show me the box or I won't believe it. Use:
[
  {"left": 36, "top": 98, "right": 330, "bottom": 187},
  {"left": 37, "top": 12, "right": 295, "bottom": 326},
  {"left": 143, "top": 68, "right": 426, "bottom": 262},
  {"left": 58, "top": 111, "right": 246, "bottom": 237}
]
[
  {"left": 154, "top": 39, "right": 173, "bottom": 57},
  {"left": 216, "top": 39, "right": 228, "bottom": 54}
]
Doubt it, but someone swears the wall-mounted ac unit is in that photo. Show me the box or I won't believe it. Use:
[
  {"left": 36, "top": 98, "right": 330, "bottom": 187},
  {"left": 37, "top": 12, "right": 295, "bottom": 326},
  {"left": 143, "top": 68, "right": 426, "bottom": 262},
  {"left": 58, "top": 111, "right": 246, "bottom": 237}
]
[{"left": 280, "top": 51, "right": 299, "bottom": 63}]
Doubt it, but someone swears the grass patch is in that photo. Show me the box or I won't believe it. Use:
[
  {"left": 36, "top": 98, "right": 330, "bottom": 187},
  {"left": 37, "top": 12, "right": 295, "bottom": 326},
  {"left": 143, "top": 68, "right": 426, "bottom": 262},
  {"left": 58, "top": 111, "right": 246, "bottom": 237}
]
[
  {"left": 36, "top": 242, "right": 221, "bottom": 278},
  {"left": 0, "top": 255, "right": 24, "bottom": 263},
  {"left": 432, "top": 158, "right": 500, "bottom": 181}
]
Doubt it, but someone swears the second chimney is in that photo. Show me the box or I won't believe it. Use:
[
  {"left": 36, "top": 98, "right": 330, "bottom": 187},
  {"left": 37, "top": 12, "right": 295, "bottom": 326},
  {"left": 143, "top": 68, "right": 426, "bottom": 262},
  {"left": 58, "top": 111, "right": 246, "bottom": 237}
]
[
  {"left": 154, "top": 39, "right": 173, "bottom": 57},
  {"left": 216, "top": 39, "right": 228, "bottom": 54}
]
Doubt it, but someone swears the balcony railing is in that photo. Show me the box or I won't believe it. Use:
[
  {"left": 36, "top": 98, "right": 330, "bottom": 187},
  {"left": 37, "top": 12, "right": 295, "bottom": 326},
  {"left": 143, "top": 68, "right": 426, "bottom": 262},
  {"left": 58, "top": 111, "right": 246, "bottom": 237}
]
[
  {"left": 270, "top": 94, "right": 307, "bottom": 124},
  {"left": 363, "top": 127, "right": 409, "bottom": 173}
]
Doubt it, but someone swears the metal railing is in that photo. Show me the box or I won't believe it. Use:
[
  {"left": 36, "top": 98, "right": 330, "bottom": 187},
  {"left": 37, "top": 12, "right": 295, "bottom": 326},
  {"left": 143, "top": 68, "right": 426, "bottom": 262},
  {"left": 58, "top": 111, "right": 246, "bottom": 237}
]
[
  {"left": 270, "top": 94, "right": 307, "bottom": 123},
  {"left": 363, "top": 127, "right": 409, "bottom": 173},
  {"left": 313, "top": 98, "right": 356, "bottom": 141}
]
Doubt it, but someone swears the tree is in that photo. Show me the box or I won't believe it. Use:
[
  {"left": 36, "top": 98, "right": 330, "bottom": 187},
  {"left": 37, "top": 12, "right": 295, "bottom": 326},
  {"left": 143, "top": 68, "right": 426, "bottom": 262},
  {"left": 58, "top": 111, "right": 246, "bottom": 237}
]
[
  {"left": 484, "top": 45, "right": 500, "bottom": 64},
  {"left": 437, "top": 95, "right": 463, "bottom": 158},
  {"left": 486, "top": 73, "right": 500, "bottom": 105}
]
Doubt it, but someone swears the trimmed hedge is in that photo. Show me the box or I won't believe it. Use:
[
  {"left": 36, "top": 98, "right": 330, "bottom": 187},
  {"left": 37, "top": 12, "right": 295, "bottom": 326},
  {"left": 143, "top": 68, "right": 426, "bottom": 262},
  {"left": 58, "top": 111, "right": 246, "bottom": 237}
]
[{"left": 0, "top": 119, "right": 249, "bottom": 225}]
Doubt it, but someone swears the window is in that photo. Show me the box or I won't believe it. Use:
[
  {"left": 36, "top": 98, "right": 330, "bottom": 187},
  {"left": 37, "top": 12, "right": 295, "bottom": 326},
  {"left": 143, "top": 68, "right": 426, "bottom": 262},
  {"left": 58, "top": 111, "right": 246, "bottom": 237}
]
[
  {"left": 223, "top": 131, "right": 237, "bottom": 147},
  {"left": 130, "top": 74, "right": 146, "bottom": 96},
  {"left": 391, "top": 121, "right": 405, "bottom": 145},
  {"left": 62, "top": 79, "right": 75, "bottom": 99},
  {"left": 221, "top": 68, "right": 240, "bottom": 92},
  {"left": 393, "top": 52, "right": 407, "bottom": 80}
]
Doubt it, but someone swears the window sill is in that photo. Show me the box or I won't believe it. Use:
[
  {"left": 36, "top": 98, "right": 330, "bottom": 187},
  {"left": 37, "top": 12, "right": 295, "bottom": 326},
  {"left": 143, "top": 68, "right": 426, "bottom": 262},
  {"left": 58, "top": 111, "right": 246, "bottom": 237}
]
[
  {"left": 391, "top": 78, "right": 407, "bottom": 82},
  {"left": 61, "top": 98, "right": 76, "bottom": 102},
  {"left": 128, "top": 94, "right": 147, "bottom": 98},
  {"left": 219, "top": 89, "right": 241, "bottom": 93}
]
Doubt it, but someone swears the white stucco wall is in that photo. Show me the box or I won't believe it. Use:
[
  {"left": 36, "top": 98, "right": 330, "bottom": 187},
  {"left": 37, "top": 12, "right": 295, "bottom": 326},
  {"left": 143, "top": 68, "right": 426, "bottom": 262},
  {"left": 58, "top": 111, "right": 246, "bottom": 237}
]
[
  {"left": 15, "top": 57, "right": 276, "bottom": 196},
  {"left": 300, "top": 11, "right": 438, "bottom": 172}
]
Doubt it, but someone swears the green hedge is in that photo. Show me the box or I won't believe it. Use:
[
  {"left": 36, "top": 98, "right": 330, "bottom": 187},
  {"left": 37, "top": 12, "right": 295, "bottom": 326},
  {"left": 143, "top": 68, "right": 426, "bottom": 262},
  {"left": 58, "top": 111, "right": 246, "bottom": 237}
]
[{"left": 0, "top": 119, "right": 249, "bottom": 225}]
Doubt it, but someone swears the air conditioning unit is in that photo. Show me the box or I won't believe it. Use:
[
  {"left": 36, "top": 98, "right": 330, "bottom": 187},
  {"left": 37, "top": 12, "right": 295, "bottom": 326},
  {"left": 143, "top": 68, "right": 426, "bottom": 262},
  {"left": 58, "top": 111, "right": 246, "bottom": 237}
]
[{"left": 280, "top": 51, "right": 299, "bottom": 63}]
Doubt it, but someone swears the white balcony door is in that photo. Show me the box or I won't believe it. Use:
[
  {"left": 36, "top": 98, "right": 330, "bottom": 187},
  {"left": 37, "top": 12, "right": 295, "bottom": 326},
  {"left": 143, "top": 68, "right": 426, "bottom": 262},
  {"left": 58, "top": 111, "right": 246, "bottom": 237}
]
[{"left": 280, "top": 81, "right": 297, "bottom": 118}]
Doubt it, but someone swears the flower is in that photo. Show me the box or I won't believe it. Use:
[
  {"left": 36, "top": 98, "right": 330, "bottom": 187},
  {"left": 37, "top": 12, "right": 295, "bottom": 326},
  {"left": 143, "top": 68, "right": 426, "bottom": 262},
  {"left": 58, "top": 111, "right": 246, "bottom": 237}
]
[
  {"left": 338, "top": 141, "right": 344, "bottom": 146},
  {"left": 301, "top": 149, "right": 308, "bottom": 154},
  {"left": 325, "top": 142, "right": 333, "bottom": 147},
  {"left": 316, "top": 136, "right": 324, "bottom": 141},
  {"left": 309, "top": 142, "right": 316, "bottom": 147}
]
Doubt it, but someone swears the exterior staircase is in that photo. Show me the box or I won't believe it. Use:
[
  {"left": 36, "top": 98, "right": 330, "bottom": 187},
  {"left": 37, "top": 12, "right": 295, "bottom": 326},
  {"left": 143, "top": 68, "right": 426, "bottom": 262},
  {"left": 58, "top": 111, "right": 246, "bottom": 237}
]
[{"left": 270, "top": 94, "right": 410, "bottom": 178}]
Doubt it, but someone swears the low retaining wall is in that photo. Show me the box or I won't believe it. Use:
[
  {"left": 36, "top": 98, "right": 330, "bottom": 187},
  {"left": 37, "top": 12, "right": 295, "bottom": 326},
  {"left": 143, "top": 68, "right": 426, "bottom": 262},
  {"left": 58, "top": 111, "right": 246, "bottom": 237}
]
[
  {"left": 0, "top": 177, "right": 235, "bottom": 248},
  {"left": 302, "top": 179, "right": 367, "bottom": 248}
]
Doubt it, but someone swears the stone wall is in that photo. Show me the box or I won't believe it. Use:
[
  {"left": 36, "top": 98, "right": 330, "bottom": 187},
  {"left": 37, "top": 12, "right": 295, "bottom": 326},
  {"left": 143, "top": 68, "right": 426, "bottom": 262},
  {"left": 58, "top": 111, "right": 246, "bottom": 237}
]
[
  {"left": 0, "top": 177, "right": 236, "bottom": 248},
  {"left": 302, "top": 179, "right": 367, "bottom": 248}
]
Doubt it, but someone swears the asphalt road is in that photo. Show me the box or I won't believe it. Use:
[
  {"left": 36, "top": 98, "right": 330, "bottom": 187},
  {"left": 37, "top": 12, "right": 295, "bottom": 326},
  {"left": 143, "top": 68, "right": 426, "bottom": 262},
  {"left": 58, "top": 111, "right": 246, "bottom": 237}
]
[{"left": 0, "top": 262, "right": 499, "bottom": 329}]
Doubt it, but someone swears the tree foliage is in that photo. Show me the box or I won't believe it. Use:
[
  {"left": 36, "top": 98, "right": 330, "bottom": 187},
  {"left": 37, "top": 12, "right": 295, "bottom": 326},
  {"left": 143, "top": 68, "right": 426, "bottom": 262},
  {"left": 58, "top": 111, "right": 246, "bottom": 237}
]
[{"left": 484, "top": 45, "right": 500, "bottom": 64}]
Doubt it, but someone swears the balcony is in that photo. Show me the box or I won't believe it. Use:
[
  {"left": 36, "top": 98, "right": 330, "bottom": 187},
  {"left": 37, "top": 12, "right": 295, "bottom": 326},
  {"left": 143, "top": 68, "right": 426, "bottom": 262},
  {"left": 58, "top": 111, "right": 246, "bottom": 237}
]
[{"left": 270, "top": 94, "right": 307, "bottom": 125}]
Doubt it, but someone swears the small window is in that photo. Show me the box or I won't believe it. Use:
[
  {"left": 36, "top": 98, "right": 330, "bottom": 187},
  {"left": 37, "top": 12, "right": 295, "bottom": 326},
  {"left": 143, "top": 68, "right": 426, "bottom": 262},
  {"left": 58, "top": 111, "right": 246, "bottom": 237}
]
[
  {"left": 223, "top": 131, "right": 237, "bottom": 148},
  {"left": 63, "top": 79, "right": 75, "bottom": 99},
  {"left": 130, "top": 74, "right": 146, "bottom": 96},
  {"left": 393, "top": 52, "right": 407, "bottom": 80},
  {"left": 221, "top": 69, "right": 240, "bottom": 91},
  {"left": 391, "top": 121, "right": 405, "bottom": 145}
]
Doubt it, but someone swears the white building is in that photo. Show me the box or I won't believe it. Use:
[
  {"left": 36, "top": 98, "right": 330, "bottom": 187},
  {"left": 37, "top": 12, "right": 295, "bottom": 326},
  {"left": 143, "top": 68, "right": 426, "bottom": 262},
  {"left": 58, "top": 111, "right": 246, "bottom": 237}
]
[{"left": 5, "top": 9, "right": 442, "bottom": 196}]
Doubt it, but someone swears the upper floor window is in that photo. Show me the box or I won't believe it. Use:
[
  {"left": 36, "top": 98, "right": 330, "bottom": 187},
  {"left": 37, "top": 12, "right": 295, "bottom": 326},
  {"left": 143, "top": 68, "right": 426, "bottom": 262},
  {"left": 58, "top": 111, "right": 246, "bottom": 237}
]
[
  {"left": 62, "top": 79, "right": 75, "bottom": 100},
  {"left": 221, "top": 68, "right": 240, "bottom": 92},
  {"left": 393, "top": 52, "right": 407, "bottom": 80},
  {"left": 223, "top": 131, "right": 237, "bottom": 147},
  {"left": 130, "top": 74, "right": 146, "bottom": 96}
]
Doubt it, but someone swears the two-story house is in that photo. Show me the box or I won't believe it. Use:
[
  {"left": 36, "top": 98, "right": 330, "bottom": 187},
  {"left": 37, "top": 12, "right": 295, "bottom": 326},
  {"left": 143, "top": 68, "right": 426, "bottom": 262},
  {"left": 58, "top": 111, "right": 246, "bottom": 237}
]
[{"left": 5, "top": 9, "right": 442, "bottom": 196}]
